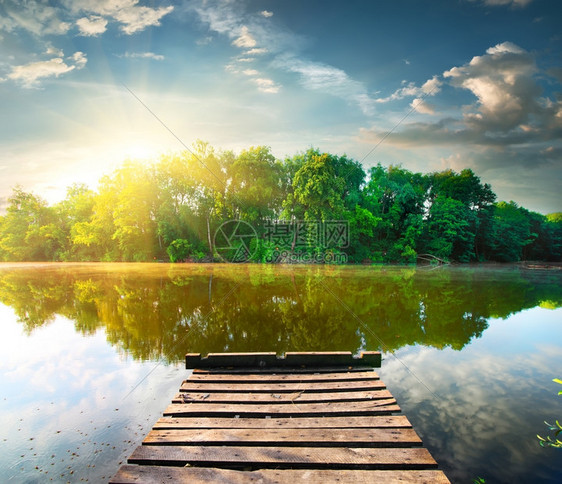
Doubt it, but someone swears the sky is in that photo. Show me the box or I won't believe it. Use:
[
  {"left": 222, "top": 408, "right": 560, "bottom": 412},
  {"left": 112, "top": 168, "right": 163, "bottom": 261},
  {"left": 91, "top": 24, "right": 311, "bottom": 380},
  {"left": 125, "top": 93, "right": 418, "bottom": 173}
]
[{"left": 0, "top": 0, "right": 560, "bottom": 215}]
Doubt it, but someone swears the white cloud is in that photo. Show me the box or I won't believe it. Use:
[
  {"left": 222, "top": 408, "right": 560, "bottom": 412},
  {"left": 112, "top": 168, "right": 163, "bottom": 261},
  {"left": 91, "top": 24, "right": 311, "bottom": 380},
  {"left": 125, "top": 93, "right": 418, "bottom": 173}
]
[
  {"left": 481, "top": 0, "right": 533, "bottom": 7},
  {"left": 410, "top": 98, "right": 436, "bottom": 115},
  {"left": 1, "top": 0, "right": 71, "bottom": 35},
  {"left": 253, "top": 78, "right": 280, "bottom": 94},
  {"left": 192, "top": 0, "right": 376, "bottom": 115},
  {"left": 70, "top": 51, "right": 88, "bottom": 69},
  {"left": 246, "top": 48, "right": 268, "bottom": 55},
  {"left": 260, "top": 10, "right": 273, "bottom": 18},
  {"left": 64, "top": 0, "right": 173, "bottom": 35},
  {"left": 113, "top": 4, "right": 173, "bottom": 34},
  {"left": 121, "top": 52, "right": 165, "bottom": 61},
  {"left": 276, "top": 56, "right": 376, "bottom": 115},
  {"left": 7, "top": 52, "right": 87, "bottom": 88},
  {"left": 45, "top": 45, "right": 64, "bottom": 57},
  {"left": 232, "top": 25, "right": 256, "bottom": 48},
  {"left": 443, "top": 41, "right": 541, "bottom": 131},
  {"left": 243, "top": 69, "right": 259, "bottom": 76},
  {"left": 359, "top": 42, "right": 562, "bottom": 212},
  {"left": 376, "top": 75, "right": 442, "bottom": 103},
  {"left": 76, "top": 15, "right": 108, "bottom": 36}
]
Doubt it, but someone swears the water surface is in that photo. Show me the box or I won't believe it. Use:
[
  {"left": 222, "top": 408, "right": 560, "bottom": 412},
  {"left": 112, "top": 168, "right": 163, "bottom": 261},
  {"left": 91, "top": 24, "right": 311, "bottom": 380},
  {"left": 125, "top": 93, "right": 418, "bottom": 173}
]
[{"left": 0, "top": 263, "right": 560, "bottom": 482}]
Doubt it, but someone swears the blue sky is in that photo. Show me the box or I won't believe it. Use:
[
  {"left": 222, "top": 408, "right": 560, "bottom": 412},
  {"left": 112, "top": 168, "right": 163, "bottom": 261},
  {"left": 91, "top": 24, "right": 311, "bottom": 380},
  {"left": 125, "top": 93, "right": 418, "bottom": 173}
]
[{"left": 0, "top": 0, "right": 560, "bottom": 214}]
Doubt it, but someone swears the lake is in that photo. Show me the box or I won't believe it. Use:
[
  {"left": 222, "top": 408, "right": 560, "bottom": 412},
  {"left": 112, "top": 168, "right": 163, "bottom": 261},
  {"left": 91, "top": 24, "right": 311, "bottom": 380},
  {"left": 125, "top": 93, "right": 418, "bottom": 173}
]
[{"left": 0, "top": 262, "right": 561, "bottom": 483}]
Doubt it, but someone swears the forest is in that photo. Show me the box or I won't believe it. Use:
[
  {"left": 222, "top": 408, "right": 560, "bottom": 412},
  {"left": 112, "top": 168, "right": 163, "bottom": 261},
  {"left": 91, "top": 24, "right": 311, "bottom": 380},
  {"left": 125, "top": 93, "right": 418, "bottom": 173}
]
[{"left": 0, "top": 142, "right": 560, "bottom": 263}]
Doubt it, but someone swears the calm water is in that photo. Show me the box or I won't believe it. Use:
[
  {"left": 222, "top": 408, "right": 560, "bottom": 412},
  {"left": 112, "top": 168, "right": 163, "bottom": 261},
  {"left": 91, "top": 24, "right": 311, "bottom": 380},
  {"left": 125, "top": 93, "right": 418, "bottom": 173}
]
[{"left": 0, "top": 263, "right": 561, "bottom": 483}]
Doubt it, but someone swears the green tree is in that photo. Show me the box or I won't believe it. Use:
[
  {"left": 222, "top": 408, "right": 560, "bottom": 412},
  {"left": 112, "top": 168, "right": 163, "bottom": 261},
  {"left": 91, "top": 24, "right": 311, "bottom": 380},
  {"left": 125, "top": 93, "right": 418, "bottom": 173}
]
[
  {"left": 228, "top": 146, "right": 285, "bottom": 226},
  {"left": 0, "top": 188, "right": 64, "bottom": 261},
  {"left": 426, "top": 168, "right": 495, "bottom": 261},
  {"left": 423, "top": 196, "right": 476, "bottom": 262},
  {"left": 486, "top": 201, "right": 532, "bottom": 262},
  {"left": 362, "top": 165, "right": 426, "bottom": 262}
]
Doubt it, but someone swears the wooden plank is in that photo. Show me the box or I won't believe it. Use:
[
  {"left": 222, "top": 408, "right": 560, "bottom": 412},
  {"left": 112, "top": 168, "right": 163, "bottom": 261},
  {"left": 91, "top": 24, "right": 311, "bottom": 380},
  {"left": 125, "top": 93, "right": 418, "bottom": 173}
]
[
  {"left": 172, "top": 389, "right": 393, "bottom": 404},
  {"left": 186, "top": 352, "right": 278, "bottom": 369},
  {"left": 187, "top": 370, "right": 380, "bottom": 383},
  {"left": 284, "top": 352, "right": 381, "bottom": 367},
  {"left": 186, "top": 352, "right": 382, "bottom": 369},
  {"left": 180, "top": 379, "right": 386, "bottom": 393},
  {"left": 128, "top": 445, "right": 437, "bottom": 469},
  {"left": 153, "top": 415, "right": 413, "bottom": 430},
  {"left": 163, "top": 400, "right": 400, "bottom": 417},
  {"left": 143, "top": 428, "right": 422, "bottom": 447},
  {"left": 111, "top": 465, "right": 451, "bottom": 484},
  {"left": 193, "top": 366, "right": 376, "bottom": 374}
]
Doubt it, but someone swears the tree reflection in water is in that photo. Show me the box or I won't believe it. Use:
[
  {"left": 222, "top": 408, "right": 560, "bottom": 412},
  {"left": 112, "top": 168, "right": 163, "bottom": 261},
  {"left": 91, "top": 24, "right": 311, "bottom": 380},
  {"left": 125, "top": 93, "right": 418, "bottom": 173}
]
[{"left": 0, "top": 263, "right": 560, "bottom": 362}]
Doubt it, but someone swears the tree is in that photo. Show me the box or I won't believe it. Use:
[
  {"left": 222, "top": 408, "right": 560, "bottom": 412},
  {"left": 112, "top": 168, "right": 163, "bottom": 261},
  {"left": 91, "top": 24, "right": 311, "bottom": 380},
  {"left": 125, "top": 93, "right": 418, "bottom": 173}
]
[
  {"left": 423, "top": 196, "right": 476, "bottom": 262},
  {"left": 486, "top": 201, "right": 532, "bottom": 262},
  {"left": 362, "top": 165, "right": 426, "bottom": 262},
  {"left": 55, "top": 184, "right": 96, "bottom": 261},
  {"left": 228, "top": 146, "right": 285, "bottom": 226},
  {"left": 427, "top": 168, "right": 495, "bottom": 261},
  {"left": 0, "top": 188, "right": 64, "bottom": 261}
]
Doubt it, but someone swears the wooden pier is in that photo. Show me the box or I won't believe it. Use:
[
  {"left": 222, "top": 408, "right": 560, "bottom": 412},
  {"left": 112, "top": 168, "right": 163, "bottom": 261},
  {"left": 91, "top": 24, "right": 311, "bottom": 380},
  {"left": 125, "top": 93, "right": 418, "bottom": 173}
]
[{"left": 111, "top": 352, "right": 450, "bottom": 483}]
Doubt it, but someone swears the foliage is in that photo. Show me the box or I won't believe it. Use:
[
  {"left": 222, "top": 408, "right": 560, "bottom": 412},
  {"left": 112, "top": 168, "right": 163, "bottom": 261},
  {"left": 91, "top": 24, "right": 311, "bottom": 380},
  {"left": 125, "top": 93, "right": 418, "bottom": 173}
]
[
  {"left": 537, "top": 379, "right": 562, "bottom": 449},
  {"left": 0, "top": 143, "right": 559, "bottom": 263}
]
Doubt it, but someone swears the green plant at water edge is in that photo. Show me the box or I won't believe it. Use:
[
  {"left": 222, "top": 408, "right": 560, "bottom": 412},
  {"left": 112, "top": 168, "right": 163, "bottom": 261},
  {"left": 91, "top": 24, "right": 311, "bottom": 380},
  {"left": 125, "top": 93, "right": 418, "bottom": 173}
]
[
  {"left": 537, "top": 379, "right": 562, "bottom": 448},
  {"left": 472, "top": 477, "right": 486, "bottom": 484}
]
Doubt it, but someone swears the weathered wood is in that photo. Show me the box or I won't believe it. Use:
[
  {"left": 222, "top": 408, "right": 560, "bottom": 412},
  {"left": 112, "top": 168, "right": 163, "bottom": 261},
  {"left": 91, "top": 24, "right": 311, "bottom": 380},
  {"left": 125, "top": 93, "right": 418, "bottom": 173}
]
[
  {"left": 186, "top": 351, "right": 382, "bottom": 369},
  {"left": 180, "top": 379, "right": 386, "bottom": 393},
  {"left": 187, "top": 370, "right": 380, "bottom": 383},
  {"left": 112, "top": 353, "right": 449, "bottom": 483},
  {"left": 173, "top": 389, "right": 393, "bottom": 404},
  {"left": 164, "top": 400, "right": 400, "bottom": 417},
  {"left": 111, "top": 465, "right": 451, "bottom": 484},
  {"left": 193, "top": 365, "right": 376, "bottom": 374},
  {"left": 128, "top": 445, "right": 438, "bottom": 469},
  {"left": 143, "top": 428, "right": 422, "bottom": 447},
  {"left": 153, "top": 415, "right": 413, "bottom": 430}
]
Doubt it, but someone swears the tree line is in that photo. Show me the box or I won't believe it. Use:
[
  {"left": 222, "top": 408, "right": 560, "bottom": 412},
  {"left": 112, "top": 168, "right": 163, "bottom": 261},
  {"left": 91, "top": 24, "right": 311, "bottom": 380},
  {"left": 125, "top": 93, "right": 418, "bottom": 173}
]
[{"left": 0, "top": 141, "right": 560, "bottom": 263}]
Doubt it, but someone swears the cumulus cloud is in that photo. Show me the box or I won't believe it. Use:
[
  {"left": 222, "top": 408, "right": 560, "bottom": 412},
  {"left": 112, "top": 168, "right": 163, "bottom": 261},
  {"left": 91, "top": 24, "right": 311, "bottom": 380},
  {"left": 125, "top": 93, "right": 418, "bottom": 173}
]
[
  {"left": 232, "top": 25, "right": 256, "bottom": 48},
  {"left": 359, "top": 41, "right": 562, "bottom": 212},
  {"left": 7, "top": 51, "right": 87, "bottom": 88},
  {"left": 260, "top": 10, "right": 273, "bottom": 18},
  {"left": 410, "top": 98, "right": 436, "bottom": 115},
  {"left": 64, "top": 0, "right": 173, "bottom": 35},
  {"left": 443, "top": 42, "right": 545, "bottom": 131},
  {"left": 70, "top": 51, "right": 87, "bottom": 69},
  {"left": 376, "top": 75, "right": 442, "bottom": 103},
  {"left": 0, "top": 0, "right": 71, "bottom": 35},
  {"left": 76, "top": 15, "right": 108, "bottom": 36},
  {"left": 0, "top": 1, "right": 172, "bottom": 38},
  {"left": 363, "top": 42, "right": 562, "bottom": 148},
  {"left": 113, "top": 4, "right": 173, "bottom": 34},
  {"left": 242, "top": 69, "right": 259, "bottom": 76},
  {"left": 253, "top": 78, "right": 280, "bottom": 94}
]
